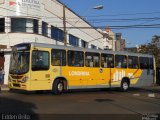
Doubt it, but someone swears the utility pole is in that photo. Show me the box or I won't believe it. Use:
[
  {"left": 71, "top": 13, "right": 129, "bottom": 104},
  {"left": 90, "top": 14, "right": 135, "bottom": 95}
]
[
  {"left": 63, "top": 4, "right": 103, "bottom": 46},
  {"left": 63, "top": 5, "right": 67, "bottom": 46}
]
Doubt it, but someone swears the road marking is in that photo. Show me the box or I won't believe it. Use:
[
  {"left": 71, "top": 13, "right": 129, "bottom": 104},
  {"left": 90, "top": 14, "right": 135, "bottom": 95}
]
[
  {"left": 133, "top": 93, "right": 140, "bottom": 96},
  {"left": 148, "top": 93, "right": 155, "bottom": 98}
]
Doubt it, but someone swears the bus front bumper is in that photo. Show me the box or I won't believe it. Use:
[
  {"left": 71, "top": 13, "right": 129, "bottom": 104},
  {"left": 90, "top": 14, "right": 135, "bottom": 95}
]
[{"left": 8, "top": 82, "right": 29, "bottom": 90}]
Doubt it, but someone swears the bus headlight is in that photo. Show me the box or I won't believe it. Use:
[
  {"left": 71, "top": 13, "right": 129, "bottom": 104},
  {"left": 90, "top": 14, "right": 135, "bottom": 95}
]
[{"left": 22, "top": 76, "right": 29, "bottom": 83}]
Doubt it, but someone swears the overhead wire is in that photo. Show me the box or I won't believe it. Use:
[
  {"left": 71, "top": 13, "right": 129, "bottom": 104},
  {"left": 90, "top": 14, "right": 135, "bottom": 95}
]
[
  {"left": 1, "top": 6, "right": 160, "bottom": 21},
  {"left": 0, "top": 6, "right": 160, "bottom": 30},
  {"left": 1, "top": 24, "right": 160, "bottom": 30}
]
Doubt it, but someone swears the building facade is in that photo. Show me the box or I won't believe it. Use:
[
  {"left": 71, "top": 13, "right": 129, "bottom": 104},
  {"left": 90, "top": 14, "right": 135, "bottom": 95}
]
[
  {"left": 98, "top": 28, "right": 116, "bottom": 51},
  {"left": 105, "top": 29, "right": 116, "bottom": 51},
  {"left": 0, "top": 0, "right": 104, "bottom": 84},
  {"left": 115, "top": 33, "right": 126, "bottom": 51}
]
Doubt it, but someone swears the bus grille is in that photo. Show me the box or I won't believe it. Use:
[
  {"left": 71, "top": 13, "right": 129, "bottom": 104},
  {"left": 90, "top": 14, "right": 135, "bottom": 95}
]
[{"left": 13, "top": 83, "right": 21, "bottom": 87}]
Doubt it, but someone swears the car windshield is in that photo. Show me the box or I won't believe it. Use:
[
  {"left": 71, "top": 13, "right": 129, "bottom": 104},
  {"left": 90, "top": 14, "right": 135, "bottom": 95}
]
[{"left": 9, "top": 52, "right": 30, "bottom": 74}]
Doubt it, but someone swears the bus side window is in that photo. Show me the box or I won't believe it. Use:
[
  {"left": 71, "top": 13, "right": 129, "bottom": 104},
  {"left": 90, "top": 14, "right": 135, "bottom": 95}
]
[
  {"left": 149, "top": 58, "right": 154, "bottom": 69},
  {"left": 139, "top": 57, "right": 149, "bottom": 69},
  {"left": 85, "top": 53, "right": 92, "bottom": 67},
  {"left": 128, "top": 56, "right": 139, "bottom": 69},
  {"left": 85, "top": 52, "right": 99, "bottom": 67},
  {"left": 90, "top": 61, "right": 93, "bottom": 67},
  {"left": 115, "top": 55, "right": 127, "bottom": 68},
  {"left": 68, "top": 50, "right": 84, "bottom": 67},
  {"left": 52, "top": 58, "right": 60, "bottom": 66},
  {"left": 101, "top": 53, "right": 114, "bottom": 68},
  {"left": 32, "top": 51, "right": 49, "bottom": 71},
  {"left": 93, "top": 53, "right": 100, "bottom": 67},
  {"left": 51, "top": 49, "right": 66, "bottom": 66}
]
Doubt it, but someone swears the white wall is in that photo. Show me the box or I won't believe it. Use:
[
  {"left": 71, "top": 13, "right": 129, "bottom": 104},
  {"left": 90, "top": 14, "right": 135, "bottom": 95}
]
[{"left": 4, "top": 54, "right": 10, "bottom": 85}]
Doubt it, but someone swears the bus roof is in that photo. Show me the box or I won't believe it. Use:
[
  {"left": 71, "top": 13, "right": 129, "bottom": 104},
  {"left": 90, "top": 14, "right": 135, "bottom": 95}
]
[{"left": 16, "top": 42, "right": 154, "bottom": 58}]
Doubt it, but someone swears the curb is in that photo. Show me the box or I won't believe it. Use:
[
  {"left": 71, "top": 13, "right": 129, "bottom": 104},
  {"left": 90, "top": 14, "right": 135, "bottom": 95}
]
[{"left": 1, "top": 87, "right": 9, "bottom": 91}]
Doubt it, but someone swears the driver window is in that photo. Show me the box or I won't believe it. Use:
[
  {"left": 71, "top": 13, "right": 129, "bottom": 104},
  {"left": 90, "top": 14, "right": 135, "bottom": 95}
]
[{"left": 32, "top": 51, "right": 49, "bottom": 71}]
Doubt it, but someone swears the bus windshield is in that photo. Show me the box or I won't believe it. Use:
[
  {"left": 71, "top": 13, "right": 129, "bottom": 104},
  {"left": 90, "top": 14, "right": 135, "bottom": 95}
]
[{"left": 9, "top": 52, "right": 30, "bottom": 74}]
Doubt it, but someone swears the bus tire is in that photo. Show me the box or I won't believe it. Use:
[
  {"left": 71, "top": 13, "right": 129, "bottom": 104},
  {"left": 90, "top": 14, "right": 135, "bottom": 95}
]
[
  {"left": 52, "top": 79, "right": 64, "bottom": 95},
  {"left": 121, "top": 79, "right": 130, "bottom": 92}
]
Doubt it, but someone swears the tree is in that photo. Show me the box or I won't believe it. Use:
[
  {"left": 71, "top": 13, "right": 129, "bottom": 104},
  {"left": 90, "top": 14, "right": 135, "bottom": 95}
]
[
  {"left": 139, "top": 35, "right": 160, "bottom": 68},
  {"left": 152, "top": 35, "right": 160, "bottom": 43}
]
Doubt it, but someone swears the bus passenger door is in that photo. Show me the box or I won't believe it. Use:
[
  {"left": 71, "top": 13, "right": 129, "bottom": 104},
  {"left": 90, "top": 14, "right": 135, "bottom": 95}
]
[
  {"left": 30, "top": 50, "right": 51, "bottom": 90},
  {"left": 100, "top": 54, "right": 115, "bottom": 87}
]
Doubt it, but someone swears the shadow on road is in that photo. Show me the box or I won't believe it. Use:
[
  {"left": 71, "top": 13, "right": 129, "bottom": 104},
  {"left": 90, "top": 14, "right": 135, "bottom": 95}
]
[
  {"left": 0, "top": 97, "right": 39, "bottom": 119},
  {"left": 95, "top": 98, "right": 114, "bottom": 102},
  {"left": 6, "top": 86, "right": 160, "bottom": 96}
]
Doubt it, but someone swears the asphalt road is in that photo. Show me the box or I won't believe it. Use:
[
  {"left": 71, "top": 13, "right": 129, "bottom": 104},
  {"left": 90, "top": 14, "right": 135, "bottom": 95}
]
[{"left": 0, "top": 87, "right": 160, "bottom": 120}]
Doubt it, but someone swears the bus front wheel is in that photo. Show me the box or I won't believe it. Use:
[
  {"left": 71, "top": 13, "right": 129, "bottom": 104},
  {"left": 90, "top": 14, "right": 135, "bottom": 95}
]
[{"left": 52, "top": 79, "right": 64, "bottom": 95}]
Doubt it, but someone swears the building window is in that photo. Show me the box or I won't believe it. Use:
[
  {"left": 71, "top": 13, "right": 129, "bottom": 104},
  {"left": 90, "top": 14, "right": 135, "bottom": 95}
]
[
  {"left": 85, "top": 52, "right": 100, "bottom": 67},
  {"left": 51, "top": 26, "right": 64, "bottom": 42},
  {"left": 51, "top": 49, "right": 66, "bottom": 66},
  {"left": 33, "top": 19, "right": 38, "bottom": 34},
  {"left": 68, "top": 51, "right": 84, "bottom": 67},
  {"left": 69, "top": 34, "right": 79, "bottom": 47},
  {"left": 98, "top": 48, "right": 102, "bottom": 50},
  {"left": 11, "top": 18, "right": 39, "bottom": 33},
  {"left": 81, "top": 40, "right": 88, "bottom": 48},
  {"left": 91, "top": 44, "right": 97, "bottom": 49},
  {"left": 0, "top": 18, "right": 5, "bottom": 32},
  {"left": 11, "top": 18, "right": 26, "bottom": 32},
  {"left": 42, "top": 21, "right": 48, "bottom": 36},
  {"left": 115, "top": 55, "right": 127, "bottom": 68}
]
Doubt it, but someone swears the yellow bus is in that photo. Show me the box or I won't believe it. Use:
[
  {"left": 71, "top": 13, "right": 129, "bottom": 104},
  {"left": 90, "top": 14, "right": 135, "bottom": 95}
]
[{"left": 8, "top": 43, "right": 156, "bottom": 94}]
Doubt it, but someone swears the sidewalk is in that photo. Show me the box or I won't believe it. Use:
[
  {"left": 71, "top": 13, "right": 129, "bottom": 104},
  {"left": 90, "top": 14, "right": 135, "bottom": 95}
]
[
  {"left": 1, "top": 84, "right": 9, "bottom": 91},
  {"left": 141, "top": 85, "right": 160, "bottom": 93}
]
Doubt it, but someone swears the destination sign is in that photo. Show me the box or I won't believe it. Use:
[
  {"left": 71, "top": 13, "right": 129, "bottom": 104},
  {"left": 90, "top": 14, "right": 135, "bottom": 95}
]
[{"left": 15, "top": 44, "right": 31, "bottom": 51}]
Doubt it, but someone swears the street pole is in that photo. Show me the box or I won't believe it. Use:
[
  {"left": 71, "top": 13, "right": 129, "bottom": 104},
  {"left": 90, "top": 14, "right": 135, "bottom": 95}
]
[
  {"left": 63, "top": 5, "right": 67, "bottom": 46},
  {"left": 63, "top": 4, "right": 103, "bottom": 46}
]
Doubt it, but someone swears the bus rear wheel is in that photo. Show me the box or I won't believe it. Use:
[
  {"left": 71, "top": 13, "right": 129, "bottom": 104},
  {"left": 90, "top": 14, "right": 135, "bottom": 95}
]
[
  {"left": 121, "top": 79, "right": 130, "bottom": 92},
  {"left": 52, "top": 79, "right": 64, "bottom": 95}
]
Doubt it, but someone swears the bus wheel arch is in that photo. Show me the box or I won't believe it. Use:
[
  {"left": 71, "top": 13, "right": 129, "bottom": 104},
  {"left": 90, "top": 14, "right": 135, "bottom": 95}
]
[
  {"left": 121, "top": 77, "right": 130, "bottom": 92},
  {"left": 52, "top": 77, "right": 68, "bottom": 95}
]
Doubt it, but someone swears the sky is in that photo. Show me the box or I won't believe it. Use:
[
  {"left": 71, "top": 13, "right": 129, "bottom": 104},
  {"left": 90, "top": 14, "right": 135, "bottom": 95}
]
[{"left": 60, "top": 0, "right": 160, "bottom": 47}]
